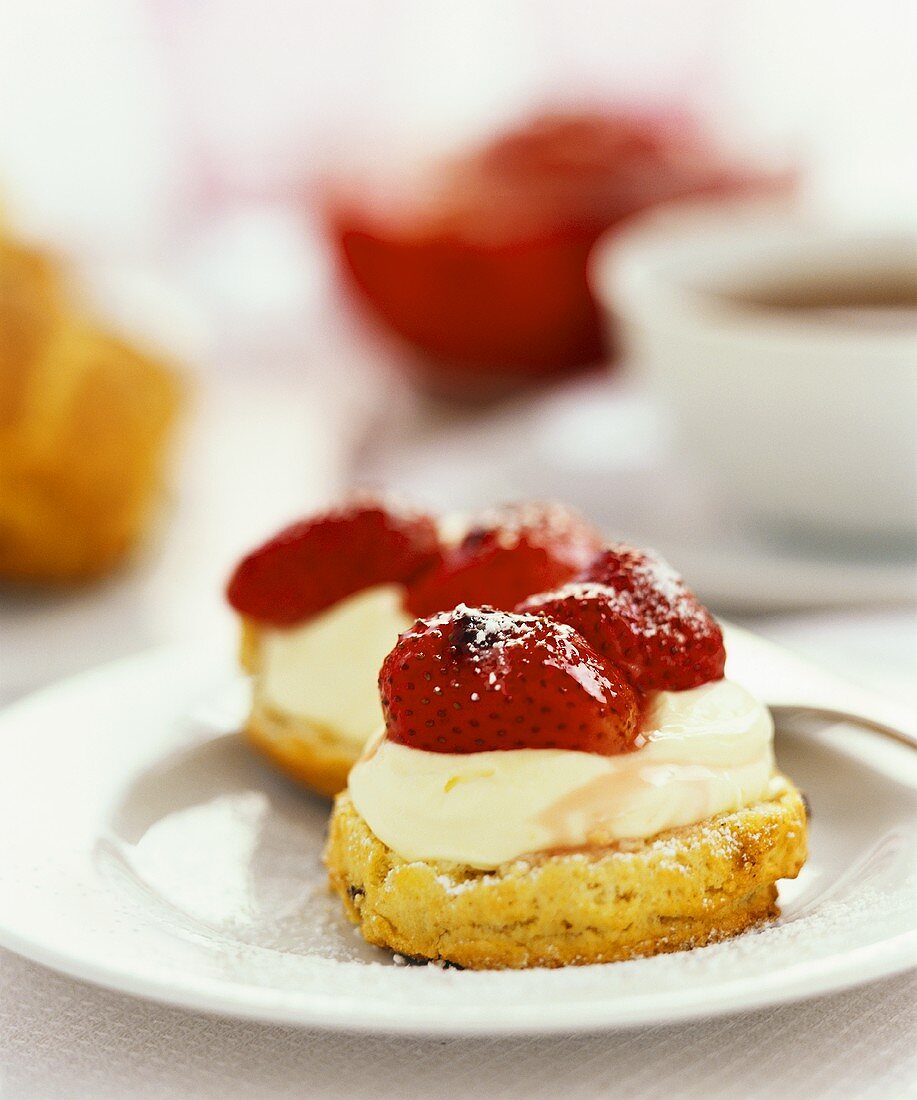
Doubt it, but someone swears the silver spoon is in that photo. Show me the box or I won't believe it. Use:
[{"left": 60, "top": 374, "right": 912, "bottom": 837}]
[
  {"left": 767, "top": 704, "right": 917, "bottom": 751},
  {"left": 723, "top": 622, "right": 917, "bottom": 751}
]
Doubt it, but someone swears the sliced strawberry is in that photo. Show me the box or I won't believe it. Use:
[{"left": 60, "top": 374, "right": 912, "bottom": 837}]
[
  {"left": 518, "top": 545, "right": 725, "bottom": 692},
  {"left": 226, "top": 497, "right": 442, "bottom": 627},
  {"left": 379, "top": 604, "right": 640, "bottom": 755},
  {"left": 405, "top": 501, "right": 601, "bottom": 618}
]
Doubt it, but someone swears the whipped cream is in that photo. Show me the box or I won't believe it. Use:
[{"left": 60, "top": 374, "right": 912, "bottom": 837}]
[
  {"left": 349, "top": 679, "right": 775, "bottom": 868},
  {"left": 259, "top": 583, "right": 412, "bottom": 748}
]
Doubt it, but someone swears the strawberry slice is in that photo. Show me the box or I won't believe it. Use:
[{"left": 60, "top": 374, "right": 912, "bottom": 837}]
[
  {"left": 226, "top": 497, "right": 442, "bottom": 627},
  {"left": 405, "top": 501, "right": 601, "bottom": 618},
  {"left": 379, "top": 604, "right": 641, "bottom": 755},
  {"left": 518, "top": 544, "right": 726, "bottom": 692}
]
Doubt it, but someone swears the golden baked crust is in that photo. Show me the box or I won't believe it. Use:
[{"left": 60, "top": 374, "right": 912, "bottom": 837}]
[
  {"left": 246, "top": 698, "right": 355, "bottom": 798},
  {"left": 0, "top": 240, "right": 61, "bottom": 431},
  {"left": 238, "top": 617, "right": 262, "bottom": 676},
  {"left": 325, "top": 780, "right": 808, "bottom": 969},
  {"left": 241, "top": 622, "right": 357, "bottom": 798},
  {"left": 0, "top": 238, "right": 182, "bottom": 582}
]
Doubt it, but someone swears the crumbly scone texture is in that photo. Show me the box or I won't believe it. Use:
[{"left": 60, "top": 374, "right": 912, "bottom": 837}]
[
  {"left": 325, "top": 780, "right": 808, "bottom": 969},
  {"left": 241, "top": 621, "right": 356, "bottom": 798}
]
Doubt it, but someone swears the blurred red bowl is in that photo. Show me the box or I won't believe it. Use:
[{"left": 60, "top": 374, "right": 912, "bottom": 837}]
[{"left": 325, "top": 110, "right": 786, "bottom": 395}]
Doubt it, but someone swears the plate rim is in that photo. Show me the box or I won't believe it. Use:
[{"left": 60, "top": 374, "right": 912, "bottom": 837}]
[
  {"left": 3, "top": 914, "right": 916, "bottom": 1035},
  {"left": 1, "top": 641, "right": 916, "bottom": 1035}
]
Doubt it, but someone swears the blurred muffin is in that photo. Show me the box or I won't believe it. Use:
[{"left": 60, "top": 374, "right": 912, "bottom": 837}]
[
  {"left": 0, "top": 240, "right": 61, "bottom": 431},
  {"left": 0, "top": 238, "right": 182, "bottom": 582}
]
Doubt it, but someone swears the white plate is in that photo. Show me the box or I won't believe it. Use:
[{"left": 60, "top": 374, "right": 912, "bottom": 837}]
[{"left": 0, "top": 633, "right": 915, "bottom": 1034}]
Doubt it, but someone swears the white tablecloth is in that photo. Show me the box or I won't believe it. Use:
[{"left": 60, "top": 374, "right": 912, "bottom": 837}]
[{"left": 2, "top": 950, "right": 915, "bottom": 1100}]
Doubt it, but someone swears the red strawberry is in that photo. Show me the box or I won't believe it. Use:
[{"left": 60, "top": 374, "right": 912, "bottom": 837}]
[
  {"left": 518, "top": 545, "right": 725, "bottom": 692},
  {"left": 379, "top": 605, "right": 641, "bottom": 755},
  {"left": 226, "top": 497, "right": 442, "bottom": 627},
  {"left": 405, "top": 501, "right": 601, "bottom": 618}
]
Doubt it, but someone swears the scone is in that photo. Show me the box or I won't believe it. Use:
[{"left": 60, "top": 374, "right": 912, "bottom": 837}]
[
  {"left": 326, "top": 545, "right": 807, "bottom": 968},
  {"left": 328, "top": 781, "right": 806, "bottom": 969},
  {"left": 226, "top": 500, "right": 602, "bottom": 796},
  {"left": 226, "top": 498, "right": 442, "bottom": 797},
  {"left": 0, "top": 237, "right": 182, "bottom": 581}
]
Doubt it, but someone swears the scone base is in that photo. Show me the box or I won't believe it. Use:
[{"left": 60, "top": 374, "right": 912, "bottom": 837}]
[
  {"left": 240, "top": 622, "right": 360, "bottom": 798},
  {"left": 325, "top": 781, "right": 808, "bottom": 969},
  {"left": 246, "top": 700, "right": 356, "bottom": 799}
]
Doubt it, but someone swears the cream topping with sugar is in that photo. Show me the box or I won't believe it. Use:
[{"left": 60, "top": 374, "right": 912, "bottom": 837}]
[
  {"left": 348, "top": 679, "right": 775, "bottom": 869},
  {"left": 259, "top": 583, "right": 412, "bottom": 748}
]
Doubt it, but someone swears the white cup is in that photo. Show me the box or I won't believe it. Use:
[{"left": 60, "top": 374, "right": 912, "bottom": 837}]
[{"left": 593, "top": 202, "right": 917, "bottom": 555}]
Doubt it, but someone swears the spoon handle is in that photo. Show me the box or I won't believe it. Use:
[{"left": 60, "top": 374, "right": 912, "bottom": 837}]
[{"left": 768, "top": 704, "right": 917, "bottom": 751}]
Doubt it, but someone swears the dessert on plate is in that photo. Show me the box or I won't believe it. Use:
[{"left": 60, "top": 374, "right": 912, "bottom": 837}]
[
  {"left": 226, "top": 498, "right": 601, "bottom": 796},
  {"left": 325, "top": 542, "right": 807, "bottom": 968}
]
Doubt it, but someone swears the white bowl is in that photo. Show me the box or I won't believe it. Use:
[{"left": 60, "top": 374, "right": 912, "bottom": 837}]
[{"left": 593, "top": 202, "right": 917, "bottom": 553}]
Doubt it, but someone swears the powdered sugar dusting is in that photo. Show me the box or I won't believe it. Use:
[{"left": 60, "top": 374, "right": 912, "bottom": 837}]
[
  {"left": 451, "top": 604, "right": 519, "bottom": 650},
  {"left": 526, "top": 579, "right": 712, "bottom": 643},
  {"left": 445, "top": 604, "right": 588, "bottom": 660},
  {"left": 470, "top": 501, "right": 599, "bottom": 555}
]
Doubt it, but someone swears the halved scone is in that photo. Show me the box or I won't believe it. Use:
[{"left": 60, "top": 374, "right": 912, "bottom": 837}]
[
  {"left": 326, "top": 780, "right": 807, "bottom": 969},
  {"left": 246, "top": 695, "right": 359, "bottom": 799}
]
